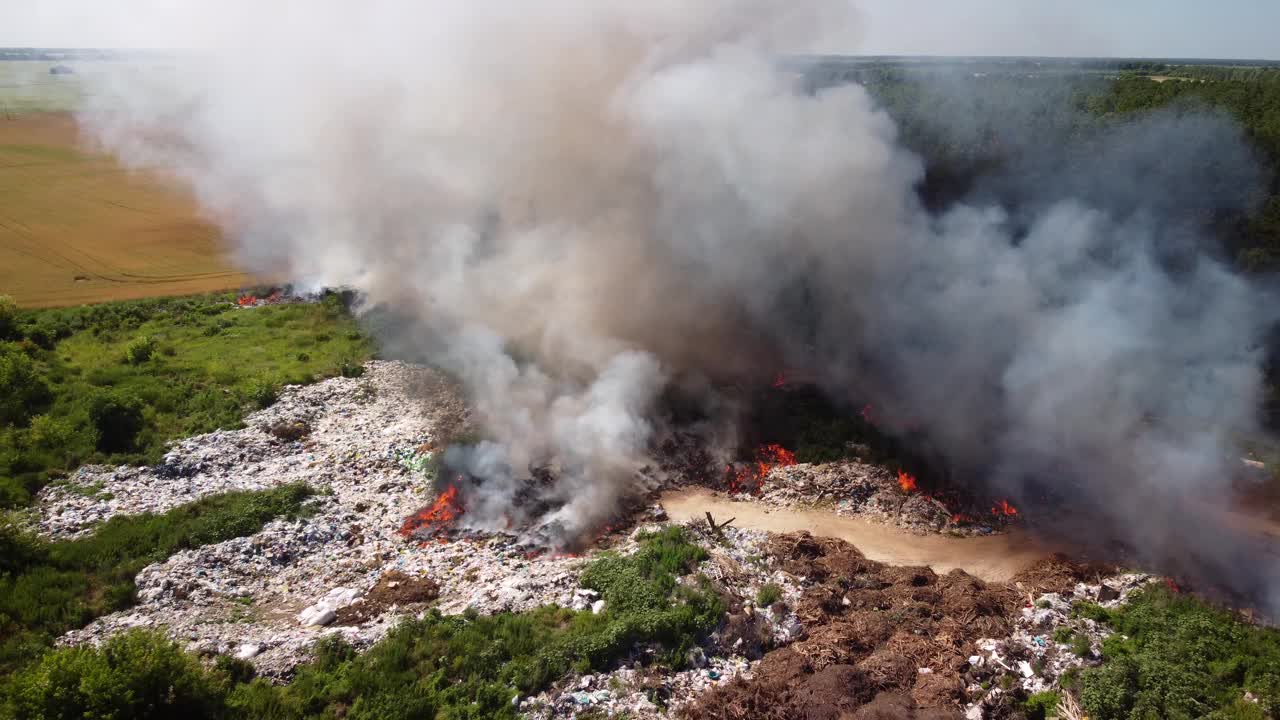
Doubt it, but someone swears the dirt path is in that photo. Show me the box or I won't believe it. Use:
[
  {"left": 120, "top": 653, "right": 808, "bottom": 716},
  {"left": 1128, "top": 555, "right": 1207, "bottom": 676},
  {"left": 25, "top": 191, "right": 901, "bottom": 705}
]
[{"left": 660, "top": 488, "right": 1048, "bottom": 582}]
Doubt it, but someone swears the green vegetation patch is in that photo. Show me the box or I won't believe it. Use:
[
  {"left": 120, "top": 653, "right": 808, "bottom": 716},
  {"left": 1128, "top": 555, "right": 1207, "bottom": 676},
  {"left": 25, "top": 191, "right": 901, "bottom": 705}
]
[
  {"left": 2, "top": 525, "right": 723, "bottom": 720},
  {"left": 0, "top": 291, "right": 371, "bottom": 507},
  {"left": 1080, "top": 584, "right": 1280, "bottom": 720},
  {"left": 0, "top": 483, "right": 313, "bottom": 676},
  {"left": 755, "top": 583, "right": 783, "bottom": 608}
]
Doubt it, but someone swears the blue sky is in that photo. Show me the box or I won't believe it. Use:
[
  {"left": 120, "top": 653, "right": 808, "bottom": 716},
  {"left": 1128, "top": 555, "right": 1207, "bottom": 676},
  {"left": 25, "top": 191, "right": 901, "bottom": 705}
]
[
  {"left": 854, "top": 0, "right": 1280, "bottom": 59},
  {"left": 1, "top": 0, "right": 1278, "bottom": 60}
]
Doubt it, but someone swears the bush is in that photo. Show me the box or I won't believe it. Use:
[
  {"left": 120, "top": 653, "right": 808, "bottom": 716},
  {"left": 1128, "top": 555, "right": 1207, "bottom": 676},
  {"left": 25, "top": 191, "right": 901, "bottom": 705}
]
[
  {"left": 247, "top": 380, "right": 278, "bottom": 410},
  {"left": 7, "top": 630, "right": 229, "bottom": 720},
  {"left": 1072, "top": 601, "right": 1111, "bottom": 622},
  {"left": 125, "top": 335, "right": 157, "bottom": 364},
  {"left": 756, "top": 583, "right": 783, "bottom": 608},
  {"left": 1081, "top": 584, "right": 1280, "bottom": 719},
  {"left": 1071, "top": 632, "right": 1093, "bottom": 657},
  {"left": 27, "top": 414, "right": 78, "bottom": 465},
  {"left": 88, "top": 392, "right": 146, "bottom": 454},
  {"left": 0, "top": 343, "right": 52, "bottom": 426},
  {"left": 1024, "top": 691, "right": 1060, "bottom": 720},
  {"left": 0, "top": 295, "right": 16, "bottom": 340}
]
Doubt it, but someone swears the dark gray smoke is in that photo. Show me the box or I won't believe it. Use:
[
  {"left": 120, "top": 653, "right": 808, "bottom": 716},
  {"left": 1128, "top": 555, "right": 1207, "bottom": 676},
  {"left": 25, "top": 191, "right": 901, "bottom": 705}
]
[{"left": 73, "top": 2, "right": 1279, "bottom": 605}]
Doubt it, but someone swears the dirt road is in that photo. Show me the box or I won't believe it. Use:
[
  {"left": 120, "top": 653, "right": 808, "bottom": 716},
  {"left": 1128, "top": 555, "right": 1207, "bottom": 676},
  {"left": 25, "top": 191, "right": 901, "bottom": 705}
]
[{"left": 660, "top": 488, "right": 1048, "bottom": 582}]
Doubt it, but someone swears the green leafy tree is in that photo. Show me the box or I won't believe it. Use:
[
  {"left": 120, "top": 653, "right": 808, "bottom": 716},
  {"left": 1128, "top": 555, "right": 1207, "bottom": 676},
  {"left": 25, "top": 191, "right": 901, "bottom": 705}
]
[
  {"left": 0, "top": 343, "right": 51, "bottom": 426},
  {"left": 88, "top": 392, "right": 146, "bottom": 454},
  {"left": 0, "top": 295, "right": 16, "bottom": 341}
]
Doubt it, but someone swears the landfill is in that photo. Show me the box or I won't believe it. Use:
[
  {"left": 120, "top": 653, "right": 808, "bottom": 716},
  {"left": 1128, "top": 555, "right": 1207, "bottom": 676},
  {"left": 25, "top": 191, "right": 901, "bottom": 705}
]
[{"left": 31, "top": 360, "right": 1161, "bottom": 716}]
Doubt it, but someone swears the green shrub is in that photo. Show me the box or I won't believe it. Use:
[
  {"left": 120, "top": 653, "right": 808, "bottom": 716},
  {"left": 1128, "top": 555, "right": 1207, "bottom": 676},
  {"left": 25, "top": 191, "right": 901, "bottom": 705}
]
[
  {"left": 1024, "top": 691, "right": 1060, "bottom": 720},
  {"left": 124, "top": 335, "right": 157, "bottom": 364},
  {"left": 756, "top": 583, "right": 783, "bottom": 608},
  {"left": 1053, "top": 627, "right": 1075, "bottom": 644},
  {"left": 1071, "top": 632, "right": 1093, "bottom": 657},
  {"left": 0, "top": 342, "right": 52, "bottom": 426},
  {"left": 0, "top": 295, "right": 16, "bottom": 340},
  {"left": 1072, "top": 601, "right": 1112, "bottom": 622},
  {"left": 1081, "top": 585, "right": 1280, "bottom": 719},
  {"left": 7, "top": 630, "right": 229, "bottom": 720},
  {"left": 88, "top": 392, "right": 146, "bottom": 454},
  {"left": 27, "top": 415, "right": 75, "bottom": 454},
  {"left": 248, "top": 380, "right": 278, "bottom": 410}
]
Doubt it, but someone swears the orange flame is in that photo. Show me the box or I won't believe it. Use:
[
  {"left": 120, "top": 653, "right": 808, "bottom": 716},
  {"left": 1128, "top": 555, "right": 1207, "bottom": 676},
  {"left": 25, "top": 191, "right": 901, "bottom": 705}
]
[
  {"left": 728, "top": 443, "right": 796, "bottom": 493},
  {"left": 399, "top": 484, "right": 463, "bottom": 537},
  {"left": 897, "top": 470, "right": 918, "bottom": 494},
  {"left": 772, "top": 373, "right": 787, "bottom": 388},
  {"left": 991, "top": 499, "right": 1018, "bottom": 517},
  {"left": 237, "top": 295, "right": 256, "bottom": 306}
]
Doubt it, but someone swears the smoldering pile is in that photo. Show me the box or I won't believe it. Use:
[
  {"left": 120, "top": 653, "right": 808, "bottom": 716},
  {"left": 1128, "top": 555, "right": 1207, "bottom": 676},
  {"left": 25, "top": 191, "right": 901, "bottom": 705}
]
[{"left": 395, "top": 452, "right": 663, "bottom": 551}]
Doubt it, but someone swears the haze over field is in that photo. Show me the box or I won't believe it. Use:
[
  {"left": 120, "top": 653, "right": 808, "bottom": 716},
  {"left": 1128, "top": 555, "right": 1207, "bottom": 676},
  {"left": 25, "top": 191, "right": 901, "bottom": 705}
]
[{"left": 3, "top": 1, "right": 1280, "bottom": 608}]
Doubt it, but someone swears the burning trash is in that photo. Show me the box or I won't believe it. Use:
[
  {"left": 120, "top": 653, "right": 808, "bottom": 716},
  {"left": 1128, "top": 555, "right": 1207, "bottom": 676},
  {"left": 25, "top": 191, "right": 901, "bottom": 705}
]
[
  {"left": 897, "top": 469, "right": 918, "bottom": 494},
  {"left": 726, "top": 443, "right": 797, "bottom": 494},
  {"left": 236, "top": 289, "right": 287, "bottom": 308},
  {"left": 991, "top": 499, "right": 1019, "bottom": 517},
  {"left": 399, "top": 484, "right": 464, "bottom": 538}
]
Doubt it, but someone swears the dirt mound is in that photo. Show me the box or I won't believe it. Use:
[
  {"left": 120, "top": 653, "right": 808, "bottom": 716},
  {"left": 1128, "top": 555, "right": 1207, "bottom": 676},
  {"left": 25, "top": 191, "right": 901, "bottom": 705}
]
[
  {"left": 682, "top": 532, "right": 1021, "bottom": 720},
  {"left": 266, "top": 419, "right": 312, "bottom": 442},
  {"left": 852, "top": 692, "right": 962, "bottom": 719},
  {"left": 334, "top": 570, "right": 439, "bottom": 625},
  {"left": 1008, "top": 552, "right": 1116, "bottom": 595}
]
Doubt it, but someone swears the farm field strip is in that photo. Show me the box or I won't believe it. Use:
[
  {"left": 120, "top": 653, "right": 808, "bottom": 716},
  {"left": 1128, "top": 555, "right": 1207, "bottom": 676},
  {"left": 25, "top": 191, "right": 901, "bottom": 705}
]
[{"left": 0, "top": 111, "right": 254, "bottom": 307}]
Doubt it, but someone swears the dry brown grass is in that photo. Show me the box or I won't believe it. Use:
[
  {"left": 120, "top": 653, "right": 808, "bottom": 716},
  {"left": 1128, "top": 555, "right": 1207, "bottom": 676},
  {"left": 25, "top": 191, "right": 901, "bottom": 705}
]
[{"left": 0, "top": 112, "right": 254, "bottom": 307}]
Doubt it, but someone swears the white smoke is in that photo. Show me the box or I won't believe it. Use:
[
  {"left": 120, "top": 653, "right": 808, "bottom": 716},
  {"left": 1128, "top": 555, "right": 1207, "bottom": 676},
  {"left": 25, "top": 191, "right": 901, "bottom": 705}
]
[{"left": 70, "top": 1, "right": 1280, "bottom": 599}]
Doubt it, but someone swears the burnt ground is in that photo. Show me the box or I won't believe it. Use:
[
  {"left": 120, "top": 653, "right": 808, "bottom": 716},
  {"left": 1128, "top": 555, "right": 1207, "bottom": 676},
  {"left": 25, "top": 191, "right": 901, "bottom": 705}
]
[{"left": 682, "top": 533, "right": 1105, "bottom": 720}]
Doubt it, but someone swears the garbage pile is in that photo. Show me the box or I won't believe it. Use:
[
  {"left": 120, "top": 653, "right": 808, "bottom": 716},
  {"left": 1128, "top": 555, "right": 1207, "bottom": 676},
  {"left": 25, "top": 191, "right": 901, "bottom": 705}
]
[
  {"left": 30, "top": 356, "right": 1156, "bottom": 717},
  {"left": 962, "top": 569, "right": 1154, "bottom": 719},
  {"left": 760, "top": 461, "right": 1005, "bottom": 536},
  {"left": 36, "top": 361, "right": 465, "bottom": 539}
]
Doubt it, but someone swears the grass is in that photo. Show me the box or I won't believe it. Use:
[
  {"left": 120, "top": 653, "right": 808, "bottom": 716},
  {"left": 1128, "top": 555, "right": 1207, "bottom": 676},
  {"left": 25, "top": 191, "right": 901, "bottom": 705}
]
[
  {"left": 0, "top": 292, "right": 371, "bottom": 507},
  {"left": 0, "top": 111, "right": 253, "bottom": 308},
  {"left": 0, "top": 483, "right": 314, "bottom": 677},
  {"left": 755, "top": 583, "right": 783, "bottom": 608},
  {"left": 2, "top": 525, "right": 723, "bottom": 720},
  {"left": 1079, "top": 584, "right": 1280, "bottom": 719}
]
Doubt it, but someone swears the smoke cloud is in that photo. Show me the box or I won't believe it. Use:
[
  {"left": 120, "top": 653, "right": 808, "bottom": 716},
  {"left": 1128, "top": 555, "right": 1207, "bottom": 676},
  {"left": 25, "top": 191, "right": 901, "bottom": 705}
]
[{"left": 73, "top": 1, "right": 1279, "bottom": 603}]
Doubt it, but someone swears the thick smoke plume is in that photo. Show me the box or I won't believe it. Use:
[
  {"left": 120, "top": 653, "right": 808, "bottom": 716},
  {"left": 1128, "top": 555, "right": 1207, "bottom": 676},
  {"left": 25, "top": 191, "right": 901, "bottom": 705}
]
[{"left": 77, "top": 2, "right": 1279, "bottom": 601}]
